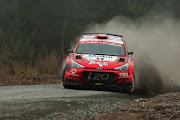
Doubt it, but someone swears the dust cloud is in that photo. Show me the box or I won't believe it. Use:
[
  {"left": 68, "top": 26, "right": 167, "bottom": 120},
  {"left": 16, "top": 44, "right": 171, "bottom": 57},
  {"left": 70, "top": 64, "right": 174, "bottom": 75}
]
[{"left": 85, "top": 14, "right": 180, "bottom": 95}]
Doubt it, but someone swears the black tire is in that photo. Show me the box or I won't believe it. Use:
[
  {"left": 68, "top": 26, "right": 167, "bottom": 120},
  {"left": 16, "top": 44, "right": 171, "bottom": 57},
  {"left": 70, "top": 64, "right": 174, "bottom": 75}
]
[
  {"left": 62, "top": 69, "right": 73, "bottom": 89},
  {"left": 128, "top": 73, "right": 136, "bottom": 94},
  {"left": 62, "top": 69, "right": 65, "bottom": 83},
  {"left": 63, "top": 84, "right": 73, "bottom": 89},
  {"left": 121, "top": 73, "right": 136, "bottom": 94}
]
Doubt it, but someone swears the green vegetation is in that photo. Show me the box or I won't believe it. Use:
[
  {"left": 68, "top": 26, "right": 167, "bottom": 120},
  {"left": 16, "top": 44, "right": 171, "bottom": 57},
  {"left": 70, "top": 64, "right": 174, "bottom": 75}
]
[{"left": 0, "top": 0, "right": 179, "bottom": 75}]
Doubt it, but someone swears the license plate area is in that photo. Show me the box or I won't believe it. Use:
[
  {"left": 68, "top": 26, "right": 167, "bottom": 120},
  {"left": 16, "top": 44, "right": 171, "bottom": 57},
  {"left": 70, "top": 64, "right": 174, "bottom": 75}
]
[
  {"left": 87, "top": 72, "right": 109, "bottom": 81},
  {"left": 82, "top": 71, "right": 116, "bottom": 83}
]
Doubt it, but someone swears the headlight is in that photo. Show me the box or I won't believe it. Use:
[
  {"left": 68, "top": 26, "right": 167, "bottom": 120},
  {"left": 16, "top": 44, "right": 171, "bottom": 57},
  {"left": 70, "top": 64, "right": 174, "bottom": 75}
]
[
  {"left": 114, "top": 63, "right": 129, "bottom": 72},
  {"left": 71, "top": 60, "right": 85, "bottom": 69}
]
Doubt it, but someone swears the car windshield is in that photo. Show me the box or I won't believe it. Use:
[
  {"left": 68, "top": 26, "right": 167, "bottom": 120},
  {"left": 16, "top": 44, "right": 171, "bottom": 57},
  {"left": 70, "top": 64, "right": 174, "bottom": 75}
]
[{"left": 76, "top": 44, "right": 126, "bottom": 56}]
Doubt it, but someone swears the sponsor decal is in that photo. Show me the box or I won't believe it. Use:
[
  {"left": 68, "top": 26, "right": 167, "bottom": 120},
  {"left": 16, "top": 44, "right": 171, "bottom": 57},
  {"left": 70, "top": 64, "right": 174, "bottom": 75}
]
[
  {"left": 109, "top": 36, "right": 122, "bottom": 41},
  {"left": 68, "top": 69, "right": 79, "bottom": 77},
  {"left": 89, "top": 61, "right": 108, "bottom": 67},
  {"left": 89, "top": 55, "right": 112, "bottom": 58},
  {"left": 80, "top": 38, "right": 123, "bottom": 45},
  {"left": 83, "top": 54, "right": 117, "bottom": 62},
  {"left": 83, "top": 36, "right": 95, "bottom": 39},
  {"left": 70, "top": 69, "right": 77, "bottom": 74},
  {"left": 81, "top": 35, "right": 123, "bottom": 45},
  {"left": 95, "top": 83, "right": 103, "bottom": 85}
]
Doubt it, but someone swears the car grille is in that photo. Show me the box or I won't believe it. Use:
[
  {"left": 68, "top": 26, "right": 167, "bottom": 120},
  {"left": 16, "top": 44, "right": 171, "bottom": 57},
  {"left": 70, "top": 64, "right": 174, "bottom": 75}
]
[{"left": 81, "top": 71, "right": 116, "bottom": 84}]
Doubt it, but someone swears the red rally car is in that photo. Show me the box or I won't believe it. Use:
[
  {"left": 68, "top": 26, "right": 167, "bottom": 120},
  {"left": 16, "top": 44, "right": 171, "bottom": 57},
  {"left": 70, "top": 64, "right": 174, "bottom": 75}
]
[{"left": 62, "top": 33, "right": 135, "bottom": 93}]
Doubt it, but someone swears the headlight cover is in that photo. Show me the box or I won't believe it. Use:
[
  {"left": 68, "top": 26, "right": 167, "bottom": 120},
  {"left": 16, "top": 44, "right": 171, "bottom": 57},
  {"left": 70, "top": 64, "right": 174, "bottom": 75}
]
[
  {"left": 114, "top": 63, "right": 129, "bottom": 72},
  {"left": 71, "top": 60, "right": 85, "bottom": 69}
]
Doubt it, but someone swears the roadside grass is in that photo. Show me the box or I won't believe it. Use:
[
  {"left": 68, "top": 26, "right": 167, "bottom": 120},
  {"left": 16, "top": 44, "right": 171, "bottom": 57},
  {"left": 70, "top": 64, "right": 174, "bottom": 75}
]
[
  {"left": 0, "top": 48, "right": 63, "bottom": 86},
  {"left": 35, "top": 49, "right": 62, "bottom": 75},
  {"left": 0, "top": 49, "right": 63, "bottom": 76}
]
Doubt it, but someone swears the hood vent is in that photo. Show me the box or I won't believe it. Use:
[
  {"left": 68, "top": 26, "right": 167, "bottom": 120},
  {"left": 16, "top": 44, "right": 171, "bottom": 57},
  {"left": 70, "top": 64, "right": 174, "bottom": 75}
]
[
  {"left": 76, "top": 55, "right": 82, "bottom": 59},
  {"left": 119, "top": 58, "right": 125, "bottom": 62}
]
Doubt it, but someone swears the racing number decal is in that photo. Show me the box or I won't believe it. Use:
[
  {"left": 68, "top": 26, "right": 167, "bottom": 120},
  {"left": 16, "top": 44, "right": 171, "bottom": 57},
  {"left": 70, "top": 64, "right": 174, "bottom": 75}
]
[
  {"left": 101, "top": 74, "right": 109, "bottom": 80},
  {"left": 88, "top": 72, "right": 109, "bottom": 80},
  {"left": 92, "top": 73, "right": 101, "bottom": 80}
]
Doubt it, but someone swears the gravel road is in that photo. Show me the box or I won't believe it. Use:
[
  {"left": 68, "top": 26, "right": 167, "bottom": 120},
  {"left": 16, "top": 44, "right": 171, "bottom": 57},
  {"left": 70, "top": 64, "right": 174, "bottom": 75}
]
[{"left": 0, "top": 84, "right": 145, "bottom": 120}]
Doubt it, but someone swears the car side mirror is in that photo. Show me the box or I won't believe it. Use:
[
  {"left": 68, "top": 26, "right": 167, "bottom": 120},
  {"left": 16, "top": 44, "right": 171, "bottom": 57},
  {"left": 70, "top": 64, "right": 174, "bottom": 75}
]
[
  {"left": 68, "top": 50, "right": 73, "bottom": 53},
  {"left": 128, "top": 52, "right": 133, "bottom": 55}
]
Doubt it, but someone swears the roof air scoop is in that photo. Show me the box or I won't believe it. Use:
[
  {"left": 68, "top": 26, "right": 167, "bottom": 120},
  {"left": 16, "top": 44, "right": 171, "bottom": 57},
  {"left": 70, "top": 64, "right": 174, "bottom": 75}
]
[{"left": 96, "top": 34, "right": 108, "bottom": 39}]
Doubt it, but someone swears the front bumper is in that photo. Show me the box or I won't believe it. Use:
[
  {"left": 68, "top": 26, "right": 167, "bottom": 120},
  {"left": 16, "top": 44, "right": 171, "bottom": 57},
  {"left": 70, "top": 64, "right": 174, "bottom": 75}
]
[
  {"left": 64, "top": 79, "right": 133, "bottom": 88},
  {"left": 64, "top": 68, "right": 133, "bottom": 87}
]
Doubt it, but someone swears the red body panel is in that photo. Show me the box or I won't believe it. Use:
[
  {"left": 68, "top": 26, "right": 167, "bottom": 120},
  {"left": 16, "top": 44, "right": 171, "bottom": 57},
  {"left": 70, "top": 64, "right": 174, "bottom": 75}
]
[{"left": 64, "top": 34, "right": 134, "bottom": 86}]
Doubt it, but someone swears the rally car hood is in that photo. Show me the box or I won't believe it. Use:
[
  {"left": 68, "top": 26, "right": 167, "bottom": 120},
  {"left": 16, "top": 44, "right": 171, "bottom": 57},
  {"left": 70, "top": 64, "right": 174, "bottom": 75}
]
[{"left": 73, "top": 54, "right": 128, "bottom": 69}]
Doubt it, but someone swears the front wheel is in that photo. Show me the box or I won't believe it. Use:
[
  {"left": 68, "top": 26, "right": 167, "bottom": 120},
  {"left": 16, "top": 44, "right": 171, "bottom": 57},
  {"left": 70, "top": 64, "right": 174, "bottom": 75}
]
[
  {"left": 128, "top": 74, "right": 136, "bottom": 94},
  {"left": 63, "top": 83, "right": 73, "bottom": 89},
  {"left": 122, "top": 73, "right": 136, "bottom": 94},
  {"left": 62, "top": 69, "right": 73, "bottom": 89}
]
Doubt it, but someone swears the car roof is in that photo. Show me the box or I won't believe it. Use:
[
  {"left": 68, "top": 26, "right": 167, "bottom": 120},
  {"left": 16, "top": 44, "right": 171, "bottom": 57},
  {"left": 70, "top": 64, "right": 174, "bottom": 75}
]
[{"left": 79, "top": 33, "right": 124, "bottom": 45}]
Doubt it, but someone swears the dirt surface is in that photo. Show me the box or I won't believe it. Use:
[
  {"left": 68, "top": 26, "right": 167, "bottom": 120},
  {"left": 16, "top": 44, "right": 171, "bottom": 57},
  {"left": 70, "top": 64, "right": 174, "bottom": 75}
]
[
  {"left": 94, "top": 92, "right": 180, "bottom": 120},
  {"left": 0, "top": 84, "right": 146, "bottom": 120},
  {"left": 0, "top": 72, "right": 60, "bottom": 86},
  {"left": 0, "top": 72, "right": 179, "bottom": 120}
]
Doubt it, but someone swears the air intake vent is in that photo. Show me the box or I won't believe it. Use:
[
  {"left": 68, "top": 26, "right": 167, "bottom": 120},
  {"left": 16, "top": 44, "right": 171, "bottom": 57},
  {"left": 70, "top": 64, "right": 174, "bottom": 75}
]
[
  {"left": 76, "top": 55, "right": 82, "bottom": 59},
  {"left": 97, "top": 36, "right": 108, "bottom": 39},
  {"left": 96, "top": 34, "right": 108, "bottom": 39}
]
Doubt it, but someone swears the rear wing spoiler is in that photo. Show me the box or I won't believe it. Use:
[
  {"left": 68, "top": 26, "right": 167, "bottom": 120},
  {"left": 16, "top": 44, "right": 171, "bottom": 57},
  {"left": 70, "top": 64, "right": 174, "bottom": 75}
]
[{"left": 83, "top": 33, "right": 123, "bottom": 37}]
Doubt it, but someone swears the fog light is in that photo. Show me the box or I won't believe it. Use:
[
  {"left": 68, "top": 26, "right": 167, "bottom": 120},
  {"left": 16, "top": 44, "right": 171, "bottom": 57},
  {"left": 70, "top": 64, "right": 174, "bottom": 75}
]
[{"left": 119, "top": 73, "right": 128, "bottom": 78}]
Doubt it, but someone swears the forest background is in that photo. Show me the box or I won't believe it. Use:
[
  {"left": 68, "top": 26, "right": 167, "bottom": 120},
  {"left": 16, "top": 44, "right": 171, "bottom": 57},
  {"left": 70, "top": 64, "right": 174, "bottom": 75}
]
[{"left": 0, "top": 0, "right": 179, "bottom": 75}]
